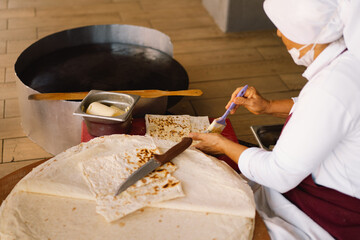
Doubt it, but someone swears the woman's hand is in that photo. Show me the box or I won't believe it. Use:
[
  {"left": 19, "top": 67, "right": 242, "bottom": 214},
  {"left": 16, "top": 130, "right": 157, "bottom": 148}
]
[
  {"left": 189, "top": 132, "right": 248, "bottom": 164},
  {"left": 225, "top": 86, "right": 294, "bottom": 118},
  {"left": 225, "top": 86, "right": 270, "bottom": 115},
  {"left": 189, "top": 132, "right": 228, "bottom": 155}
]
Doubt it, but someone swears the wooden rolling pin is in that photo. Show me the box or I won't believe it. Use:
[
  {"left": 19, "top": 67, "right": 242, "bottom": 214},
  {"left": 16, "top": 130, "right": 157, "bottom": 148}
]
[{"left": 28, "top": 89, "right": 203, "bottom": 100}]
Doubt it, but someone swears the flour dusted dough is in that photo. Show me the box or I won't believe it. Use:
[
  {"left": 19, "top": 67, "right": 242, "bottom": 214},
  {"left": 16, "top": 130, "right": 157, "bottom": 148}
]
[{"left": 0, "top": 135, "right": 255, "bottom": 240}]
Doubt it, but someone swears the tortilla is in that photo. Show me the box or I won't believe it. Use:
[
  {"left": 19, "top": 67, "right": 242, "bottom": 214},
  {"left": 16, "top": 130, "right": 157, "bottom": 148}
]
[
  {"left": 17, "top": 135, "right": 156, "bottom": 200},
  {"left": 190, "top": 116, "right": 211, "bottom": 133},
  {"left": 145, "top": 114, "right": 210, "bottom": 146},
  {"left": 145, "top": 114, "right": 192, "bottom": 142},
  {"left": 0, "top": 135, "right": 255, "bottom": 239},
  {"left": 81, "top": 152, "right": 184, "bottom": 222},
  {"left": 152, "top": 139, "right": 255, "bottom": 218},
  {"left": 0, "top": 191, "right": 254, "bottom": 240}
]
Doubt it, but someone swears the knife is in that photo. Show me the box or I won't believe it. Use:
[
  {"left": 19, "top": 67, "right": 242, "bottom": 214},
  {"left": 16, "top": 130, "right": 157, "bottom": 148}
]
[{"left": 114, "top": 137, "right": 193, "bottom": 196}]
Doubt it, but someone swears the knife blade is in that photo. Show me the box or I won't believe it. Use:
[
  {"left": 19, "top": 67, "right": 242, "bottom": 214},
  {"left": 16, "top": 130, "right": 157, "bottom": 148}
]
[{"left": 114, "top": 137, "right": 193, "bottom": 196}]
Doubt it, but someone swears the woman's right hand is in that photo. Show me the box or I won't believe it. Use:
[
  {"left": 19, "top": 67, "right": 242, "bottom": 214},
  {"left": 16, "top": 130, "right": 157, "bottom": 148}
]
[{"left": 225, "top": 86, "right": 271, "bottom": 115}]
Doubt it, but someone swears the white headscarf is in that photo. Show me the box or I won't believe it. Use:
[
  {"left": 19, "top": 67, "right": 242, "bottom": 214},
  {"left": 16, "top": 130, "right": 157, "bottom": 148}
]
[{"left": 264, "top": 0, "right": 360, "bottom": 60}]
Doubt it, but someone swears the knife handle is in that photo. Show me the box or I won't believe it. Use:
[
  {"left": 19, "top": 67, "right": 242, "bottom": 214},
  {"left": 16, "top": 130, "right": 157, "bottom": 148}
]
[{"left": 154, "top": 137, "right": 193, "bottom": 165}]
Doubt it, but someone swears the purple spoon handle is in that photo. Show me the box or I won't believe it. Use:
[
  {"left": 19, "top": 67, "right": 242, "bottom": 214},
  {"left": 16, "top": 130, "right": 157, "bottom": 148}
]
[{"left": 217, "top": 85, "right": 248, "bottom": 124}]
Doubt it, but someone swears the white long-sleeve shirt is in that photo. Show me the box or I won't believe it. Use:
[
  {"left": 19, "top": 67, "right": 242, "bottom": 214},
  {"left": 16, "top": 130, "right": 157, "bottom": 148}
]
[
  {"left": 239, "top": 38, "right": 360, "bottom": 197},
  {"left": 238, "top": 38, "right": 360, "bottom": 239}
]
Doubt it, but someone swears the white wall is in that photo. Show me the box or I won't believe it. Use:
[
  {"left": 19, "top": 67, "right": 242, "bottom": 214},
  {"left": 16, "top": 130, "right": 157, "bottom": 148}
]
[{"left": 202, "top": 0, "right": 275, "bottom": 32}]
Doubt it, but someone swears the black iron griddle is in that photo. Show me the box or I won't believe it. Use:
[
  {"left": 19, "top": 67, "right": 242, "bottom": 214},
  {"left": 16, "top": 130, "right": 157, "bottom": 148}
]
[{"left": 15, "top": 25, "right": 188, "bottom": 108}]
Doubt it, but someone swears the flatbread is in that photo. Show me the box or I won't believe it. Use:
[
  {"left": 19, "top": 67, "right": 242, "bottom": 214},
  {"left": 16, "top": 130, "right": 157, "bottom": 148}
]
[
  {"left": 190, "top": 116, "right": 211, "bottom": 133},
  {"left": 15, "top": 135, "right": 255, "bottom": 217},
  {"left": 0, "top": 135, "right": 255, "bottom": 239},
  {"left": 81, "top": 152, "right": 184, "bottom": 222},
  {"left": 0, "top": 191, "right": 254, "bottom": 240},
  {"left": 145, "top": 114, "right": 192, "bottom": 142},
  {"left": 16, "top": 135, "right": 156, "bottom": 200},
  {"left": 145, "top": 114, "right": 210, "bottom": 146},
  {"left": 152, "top": 139, "right": 255, "bottom": 218}
]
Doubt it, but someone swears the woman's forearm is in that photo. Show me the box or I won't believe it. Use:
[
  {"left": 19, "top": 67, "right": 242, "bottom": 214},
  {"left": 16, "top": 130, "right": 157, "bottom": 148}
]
[
  {"left": 220, "top": 138, "right": 248, "bottom": 164},
  {"left": 265, "top": 99, "right": 294, "bottom": 118},
  {"left": 189, "top": 132, "right": 248, "bottom": 164}
]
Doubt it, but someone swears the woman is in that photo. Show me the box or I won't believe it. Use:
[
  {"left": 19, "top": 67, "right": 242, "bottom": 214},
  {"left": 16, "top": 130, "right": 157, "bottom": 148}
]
[{"left": 190, "top": 0, "right": 360, "bottom": 239}]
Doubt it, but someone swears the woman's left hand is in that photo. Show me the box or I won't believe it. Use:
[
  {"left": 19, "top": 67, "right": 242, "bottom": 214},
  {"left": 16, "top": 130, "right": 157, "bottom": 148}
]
[
  {"left": 189, "top": 132, "right": 229, "bottom": 155},
  {"left": 189, "top": 132, "right": 249, "bottom": 164}
]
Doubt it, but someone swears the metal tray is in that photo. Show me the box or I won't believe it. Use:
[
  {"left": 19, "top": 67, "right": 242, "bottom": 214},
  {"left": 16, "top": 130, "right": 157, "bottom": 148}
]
[
  {"left": 73, "top": 90, "right": 140, "bottom": 136},
  {"left": 73, "top": 90, "right": 139, "bottom": 123},
  {"left": 250, "top": 124, "right": 283, "bottom": 151}
]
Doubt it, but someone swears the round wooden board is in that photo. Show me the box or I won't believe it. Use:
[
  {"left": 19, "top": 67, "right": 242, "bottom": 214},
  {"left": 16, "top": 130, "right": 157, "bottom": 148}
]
[{"left": 0, "top": 160, "right": 270, "bottom": 240}]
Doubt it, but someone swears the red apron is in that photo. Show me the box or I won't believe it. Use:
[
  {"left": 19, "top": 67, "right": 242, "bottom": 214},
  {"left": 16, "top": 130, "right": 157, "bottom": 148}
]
[
  {"left": 283, "top": 176, "right": 360, "bottom": 239},
  {"left": 281, "top": 113, "right": 360, "bottom": 239}
]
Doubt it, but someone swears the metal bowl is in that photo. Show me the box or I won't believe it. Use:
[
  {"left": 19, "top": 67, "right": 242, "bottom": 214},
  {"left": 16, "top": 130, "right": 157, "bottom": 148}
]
[{"left": 73, "top": 90, "right": 140, "bottom": 136}]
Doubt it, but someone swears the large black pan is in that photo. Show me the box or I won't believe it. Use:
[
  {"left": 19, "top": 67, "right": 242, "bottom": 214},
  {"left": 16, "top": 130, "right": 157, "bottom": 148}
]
[
  {"left": 15, "top": 24, "right": 188, "bottom": 155},
  {"left": 15, "top": 25, "right": 188, "bottom": 109}
]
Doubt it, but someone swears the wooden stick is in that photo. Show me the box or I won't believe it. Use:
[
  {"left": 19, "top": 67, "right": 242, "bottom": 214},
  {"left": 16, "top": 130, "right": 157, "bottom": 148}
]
[{"left": 28, "top": 89, "right": 203, "bottom": 100}]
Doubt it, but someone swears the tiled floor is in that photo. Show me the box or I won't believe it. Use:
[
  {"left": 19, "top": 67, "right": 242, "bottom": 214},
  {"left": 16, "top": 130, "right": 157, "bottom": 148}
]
[{"left": 0, "top": 0, "right": 307, "bottom": 178}]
